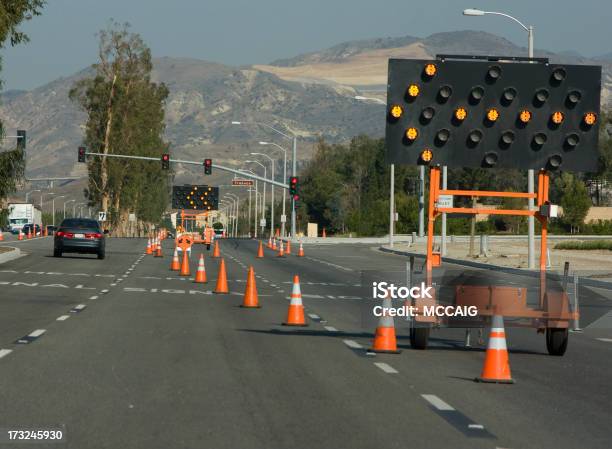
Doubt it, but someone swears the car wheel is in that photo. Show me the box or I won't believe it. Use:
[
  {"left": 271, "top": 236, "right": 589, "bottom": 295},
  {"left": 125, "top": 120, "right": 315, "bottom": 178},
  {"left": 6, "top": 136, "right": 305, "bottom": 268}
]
[
  {"left": 53, "top": 249, "right": 62, "bottom": 257},
  {"left": 97, "top": 250, "right": 106, "bottom": 260}
]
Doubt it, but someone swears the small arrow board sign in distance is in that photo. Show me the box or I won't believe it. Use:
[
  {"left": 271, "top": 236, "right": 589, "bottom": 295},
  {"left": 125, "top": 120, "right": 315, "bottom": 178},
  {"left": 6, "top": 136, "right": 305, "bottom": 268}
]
[
  {"left": 232, "top": 179, "right": 254, "bottom": 186},
  {"left": 98, "top": 211, "right": 107, "bottom": 221},
  {"left": 437, "top": 194, "right": 453, "bottom": 208}
]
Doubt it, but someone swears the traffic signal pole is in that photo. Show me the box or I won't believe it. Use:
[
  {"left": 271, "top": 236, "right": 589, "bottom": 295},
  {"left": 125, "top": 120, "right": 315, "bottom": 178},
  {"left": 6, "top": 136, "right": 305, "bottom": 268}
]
[{"left": 291, "top": 136, "right": 297, "bottom": 238}]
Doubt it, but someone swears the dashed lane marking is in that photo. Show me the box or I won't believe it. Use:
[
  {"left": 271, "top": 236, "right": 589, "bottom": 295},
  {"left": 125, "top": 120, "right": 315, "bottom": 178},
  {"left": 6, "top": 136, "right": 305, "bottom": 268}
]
[
  {"left": 16, "top": 329, "right": 46, "bottom": 344},
  {"left": 56, "top": 315, "right": 70, "bottom": 321},
  {"left": 374, "top": 362, "right": 398, "bottom": 374},
  {"left": 70, "top": 304, "right": 87, "bottom": 313},
  {"left": 89, "top": 296, "right": 98, "bottom": 300},
  {"left": 0, "top": 349, "right": 13, "bottom": 359},
  {"left": 421, "top": 394, "right": 493, "bottom": 439},
  {"left": 343, "top": 340, "right": 362, "bottom": 349},
  {"left": 596, "top": 338, "right": 612, "bottom": 343},
  {"left": 422, "top": 395, "right": 454, "bottom": 411},
  {"left": 101, "top": 289, "right": 109, "bottom": 294},
  {"left": 324, "top": 326, "right": 338, "bottom": 332},
  {"left": 308, "top": 313, "right": 321, "bottom": 320}
]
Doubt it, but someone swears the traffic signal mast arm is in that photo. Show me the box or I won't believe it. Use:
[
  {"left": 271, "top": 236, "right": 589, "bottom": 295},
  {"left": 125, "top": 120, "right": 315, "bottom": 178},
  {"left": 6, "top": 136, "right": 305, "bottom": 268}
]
[{"left": 81, "top": 151, "right": 290, "bottom": 189}]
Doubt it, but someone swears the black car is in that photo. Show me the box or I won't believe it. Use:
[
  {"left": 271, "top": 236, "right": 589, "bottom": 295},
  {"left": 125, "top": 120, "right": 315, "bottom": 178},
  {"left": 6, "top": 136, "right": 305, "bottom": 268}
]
[
  {"left": 54, "top": 218, "right": 107, "bottom": 259},
  {"left": 21, "top": 223, "right": 42, "bottom": 237}
]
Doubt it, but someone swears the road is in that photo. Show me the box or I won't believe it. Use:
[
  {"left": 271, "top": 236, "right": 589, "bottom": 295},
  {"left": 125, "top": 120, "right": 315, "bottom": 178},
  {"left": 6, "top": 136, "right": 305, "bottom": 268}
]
[{"left": 0, "top": 236, "right": 611, "bottom": 449}]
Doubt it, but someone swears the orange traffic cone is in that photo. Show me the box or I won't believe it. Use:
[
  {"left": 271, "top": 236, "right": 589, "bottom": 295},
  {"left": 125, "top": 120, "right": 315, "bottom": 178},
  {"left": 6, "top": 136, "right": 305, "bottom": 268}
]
[
  {"left": 179, "top": 250, "right": 190, "bottom": 276},
  {"left": 18, "top": 230, "right": 23, "bottom": 241},
  {"left": 475, "top": 315, "right": 514, "bottom": 383},
  {"left": 0, "top": 230, "right": 4, "bottom": 241},
  {"left": 283, "top": 275, "right": 308, "bottom": 326},
  {"left": 369, "top": 293, "right": 401, "bottom": 353},
  {"left": 212, "top": 241, "right": 221, "bottom": 258},
  {"left": 43, "top": 227, "right": 48, "bottom": 237},
  {"left": 267, "top": 237, "right": 272, "bottom": 249},
  {"left": 285, "top": 240, "right": 291, "bottom": 255},
  {"left": 322, "top": 228, "right": 326, "bottom": 238},
  {"left": 155, "top": 242, "right": 163, "bottom": 257},
  {"left": 170, "top": 249, "right": 180, "bottom": 271},
  {"left": 275, "top": 228, "right": 280, "bottom": 238},
  {"left": 27, "top": 229, "right": 32, "bottom": 239},
  {"left": 256, "top": 241, "right": 264, "bottom": 258},
  {"left": 214, "top": 259, "right": 229, "bottom": 294},
  {"left": 272, "top": 239, "right": 277, "bottom": 251},
  {"left": 277, "top": 241, "right": 285, "bottom": 257},
  {"left": 146, "top": 239, "right": 152, "bottom": 255},
  {"left": 240, "top": 266, "right": 260, "bottom": 308},
  {"left": 297, "top": 242, "right": 305, "bottom": 257},
  {"left": 194, "top": 254, "right": 207, "bottom": 283}
]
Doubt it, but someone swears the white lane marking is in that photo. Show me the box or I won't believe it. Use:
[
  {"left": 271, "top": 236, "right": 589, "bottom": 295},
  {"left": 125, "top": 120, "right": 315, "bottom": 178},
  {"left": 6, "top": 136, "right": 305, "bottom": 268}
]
[
  {"left": 596, "top": 338, "right": 612, "bottom": 343},
  {"left": 374, "top": 362, "right": 398, "bottom": 374},
  {"left": 56, "top": 315, "right": 70, "bottom": 321},
  {"left": 0, "top": 349, "right": 12, "bottom": 359},
  {"left": 343, "top": 339, "right": 362, "bottom": 349},
  {"left": 73, "top": 304, "right": 87, "bottom": 311},
  {"left": 89, "top": 296, "right": 98, "bottom": 300},
  {"left": 29, "top": 329, "right": 46, "bottom": 338},
  {"left": 468, "top": 424, "right": 485, "bottom": 430},
  {"left": 308, "top": 313, "right": 320, "bottom": 320},
  {"left": 110, "top": 283, "right": 117, "bottom": 286},
  {"left": 101, "top": 289, "right": 109, "bottom": 293},
  {"left": 421, "top": 394, "right": 455, "bottom": 411},
  {"left": 324, "top": 326, "right": 338, "bottom": 332}
]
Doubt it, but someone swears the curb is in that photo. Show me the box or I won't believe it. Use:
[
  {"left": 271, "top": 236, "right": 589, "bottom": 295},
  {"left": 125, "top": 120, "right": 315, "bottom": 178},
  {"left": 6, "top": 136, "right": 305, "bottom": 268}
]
[
  {"left": 0, "top": 247, "right": 23, "bottom": 265},
  {"left": 379, "top": 245, "right": 612, "bottom": 291}
]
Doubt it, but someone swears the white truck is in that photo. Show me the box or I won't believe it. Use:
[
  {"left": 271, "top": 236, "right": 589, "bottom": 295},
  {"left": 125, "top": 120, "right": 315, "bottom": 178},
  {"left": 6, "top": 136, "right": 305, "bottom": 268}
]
[{"left": 7, "top": 203, "right": 42, "bottom": 234}]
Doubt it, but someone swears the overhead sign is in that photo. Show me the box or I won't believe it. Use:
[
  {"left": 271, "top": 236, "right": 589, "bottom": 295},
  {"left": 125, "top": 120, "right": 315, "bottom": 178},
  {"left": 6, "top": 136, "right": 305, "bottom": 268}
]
[
  {"left": 232, "top": 179, "right": 254, "bottom": 186},
  {"left": 385, "top": 57, "right": 601, "bottom": 171}
]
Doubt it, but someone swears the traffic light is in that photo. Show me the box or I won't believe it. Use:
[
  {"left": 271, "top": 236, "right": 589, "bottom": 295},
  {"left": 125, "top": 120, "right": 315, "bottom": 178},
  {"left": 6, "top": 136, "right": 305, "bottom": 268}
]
[
  {"left": 289, "top": 176, "right": 299, "bottom": 201},
  {"left": 204, "top": 158, "right": 212, "bottom": 175},
  {"left": 172, "top": 185, "right": 219, "bottom": 210},
  {"left": 161, "top": 153, "right": 170, "bottom": 170},
  {"left": 385, "top": 57, "right": 602, "bottom": 171},
  {"left": 78, "top": 146, "right": 86, "bottom": 163},
  {"left": 16, "top": 130, "right": 26, "bottom": 150}
]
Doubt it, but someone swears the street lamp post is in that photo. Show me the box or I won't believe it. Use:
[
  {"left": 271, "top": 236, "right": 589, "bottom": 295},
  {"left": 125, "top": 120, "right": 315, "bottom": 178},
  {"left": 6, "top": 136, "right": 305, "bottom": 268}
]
[
  {"left": 240, "top": 168, "right": 259, "bottom": 238},
  {"left": 251, "top": 152, "right": 275, "bottom": 238},
  {"left": 225, "top": 194, "right": 239, "bottom": 237},
  {"left": 462, "top": 7, "right": 536, "bottom": 269},
  {"left": 232, "top": 120, "right": 298, "bottom": 238},
  {"left": 41, "top": 192, "right": 54, "bottom": 224},
  {"left": 51, "top": 196, "right": 64, "bottom": 226},
  {"left": 259, "top": 141, "right": 288, "bottom": 237},
  {"left": 246, "top": 160, "right": 267, "bottom": 236},
  {"left": 25, "top": 189, "right": 40, "bottom": 204}
]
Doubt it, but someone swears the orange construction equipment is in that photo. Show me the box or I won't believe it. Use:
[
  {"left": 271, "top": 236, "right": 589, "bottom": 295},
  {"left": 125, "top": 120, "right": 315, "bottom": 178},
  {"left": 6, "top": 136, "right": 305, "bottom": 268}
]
[
  {"left": 214, "top": 258, "right": 229, "bottom": 294},
  {"left": 283, "top": 275, "right": 308, "bottom": 326},
  {"left": 285, "top": 240, "right": 291, "bottom": 255},
  {"left": 146, "top": 239, "right": 153, "bottom": 255},
  {"left": 18, "top": 230, "right": 23, "bottom": 241},
  {"left": 212, "top": 240, "right": 221, "bottom": 258},
  {"left": 475, "top": 315, "right": 514, "bottom": 383},
  {"left": 179, "top": 250, "right": 190, "bottom": 276},
  {"left": 194, "top": 254, "right": 207, "bottom": 283},
  {"left": 256, "top": 241, "right": 264, "bottom": 258},
  {"left": 267, "top": 237, "right": 272, "bottom": 249},
  {"left": 297, "top": 242, "right": 305, "bottom": 257},
  {"left": 369, "top": 293, "right": 401, "bottom": 353},
  {"left": 240, "top": 266, "right": 260, "bottom": 308},
  {"left": 170, "top": 249, "right": 180, "bottom": 271},
  {"left": 277, "top": 241, "right": 285, "bottom": 257}
]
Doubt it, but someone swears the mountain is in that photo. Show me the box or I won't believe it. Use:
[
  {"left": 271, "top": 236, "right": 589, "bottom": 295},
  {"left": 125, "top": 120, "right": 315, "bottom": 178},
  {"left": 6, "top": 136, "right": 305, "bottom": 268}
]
[{"left": 1, "top": 30, "right": 611, "bottom": 195}]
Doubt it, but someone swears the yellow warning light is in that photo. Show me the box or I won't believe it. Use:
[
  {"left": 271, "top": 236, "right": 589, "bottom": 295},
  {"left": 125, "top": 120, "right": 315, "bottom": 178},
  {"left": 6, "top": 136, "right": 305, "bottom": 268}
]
[
  {"left": 454, "top": 107, "right": 467, "bottom": 121},
  {"left": 486, "top": 108, "right": 499, "bottom": 122},
  {"left": 194, "top": 186, "right": 198, "bottom": 190},
  {"left": 190, "top": 200, "right": 194, "bottom": 205},
  {"left": 407, "top": 84, "right": 420, "bottom": 98},
  {"left": 389, "top": 104, "right": 403, "bottom": 119},
  {"left": 405, "top": 127, "right": 418, "bottom": 141},
  {"left": 200, "top": 196, "right": 204, "bottom": 200},
  {"left": 424, "top": 64, "right": 437, "bottom": 77},
  {"left": 208, "top": 187, "right": 212, "bottom": 191},
  {"left": 583, "top": 112, "right": 597, "bottom": 126},
  {"left": 186, "top": 195, "right": 191, "bottom": 200},
  {"left": 190, "top": 191, "right": 194, "bottom": 195},
  {"left": 519, "top": 109, "right": 532, "bottom": 123},
  {"left": 205, "top": 192, "right": 208, "bottom": 195},
  {"left": 551, "top": 111, "right": 565, "bottom": 124},
  {"left": 421, "top": 149, "right": 433, "bottom": 162}
]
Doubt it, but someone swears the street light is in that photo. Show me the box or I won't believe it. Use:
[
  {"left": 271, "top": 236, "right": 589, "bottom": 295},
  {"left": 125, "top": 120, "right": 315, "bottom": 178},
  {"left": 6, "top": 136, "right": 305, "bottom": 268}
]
[
  {"left": 224, "top": 194, "right": 239, "bottom": 237},
  {"left": 25, "top": 189, "right": 40, "bottom": 204},
  {"left": 259, "top": 141, "right": 288, "bottom": 237},
  {"left": 246, "top": 160, "right": 267, "bottom": 235},
  {"left": 41, "top": 192, "right": 55, "bottom": 220},
  {"left": 74, "top": 202, "right": 86, "bottom": 217},
  {"left": 219, "top": 201, "right": 232, "bottom": 235},
  {"left": 232, "top": 120, "right": 298, "bottom": 237},
  {"left": 251, "top": 152, "right": 275, "bottom": 238},
  {"left": 50, "top": 196, "right": 64, "bottom": 226},
  {"left": 64, "top": 199, "right": 75, "bottom": 219},
  {"left": 239, "top": 168, "right": 259, "bottom": 238},
  {"left": 462, "top": 7, "right": 536, "bottom": 268}
]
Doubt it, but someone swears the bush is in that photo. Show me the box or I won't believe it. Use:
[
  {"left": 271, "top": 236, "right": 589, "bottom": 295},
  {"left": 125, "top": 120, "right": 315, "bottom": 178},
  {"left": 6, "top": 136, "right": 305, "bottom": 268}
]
[{"left": 554, "top": 240, "right": 612, "bottom": 250}]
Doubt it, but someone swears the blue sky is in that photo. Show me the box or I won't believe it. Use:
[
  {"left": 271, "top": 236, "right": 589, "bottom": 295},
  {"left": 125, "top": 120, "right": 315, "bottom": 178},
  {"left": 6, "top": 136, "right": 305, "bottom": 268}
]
[{"left": 1, "top": 0, "right": 610, "bottom": 90}]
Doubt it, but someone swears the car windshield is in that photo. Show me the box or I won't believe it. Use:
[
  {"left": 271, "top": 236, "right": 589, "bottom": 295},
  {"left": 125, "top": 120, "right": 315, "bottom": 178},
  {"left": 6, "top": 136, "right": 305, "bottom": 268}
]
[{"left": 59, "top": 219, "right": 100, "bottom": 229}]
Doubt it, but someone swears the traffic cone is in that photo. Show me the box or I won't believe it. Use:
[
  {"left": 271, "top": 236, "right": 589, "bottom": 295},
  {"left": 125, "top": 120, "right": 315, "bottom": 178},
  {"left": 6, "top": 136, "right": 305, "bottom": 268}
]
[
  {"left": 272, "top": 239, "right": 277, "bottom": 251},
  {"left": 194, "top": 254, "right": 207, "bottom": 283},
  {"left": 0, "top": 230, "right": 4, "bottom": 241},
  {"left": 297, "top": 242, "right": 305, "bottom": 257},
  {"left": 267, "top": 237, "right": 272, "bottom": 249},
  {"left": 212, "top": 241, "right": 221, "bottom": 258},
  {"left": 256, "top": 241, "right": 264, "bottom": 258},
  {"left": 18, "top": 230, "right": 23, "bottom": 241},
  {"left": 277, "top": 241, "right": 285, "bottom": 257},
  {"left": 146, "top": 239, "right": 152, "bottom": 255},
  {"left": 214, "top": 259, "right": 229, "bottom": 294},
  {"left": 369, "top": 293, "right": 401, "bottom": 353},
  {"left": 322, "top": 228, "right": 326, "bottom": 238},
  {"left": 285, "top": 240, "right": 291, "bottom": 255},
  {"left": 240, "top": 266, "right": 260, "bottom": 308},
  {"left": 475, "top": 315, "right": 514, "bottom": 384},
  {"left": 179, "top": 250, "right": 190, "bottom": 276},
  {"left": 170, "top": 249, "right": 180, "bottom": 271},
  {"left": 155, "top": 242, "right": 163, "bottom": 257},
  {"left": 275, "top": 228, "right": 280, "bottom": 238},
  {"left": 27, "top": 229, "right": 32, "bottom": 239},
  {"left": 283, "top": 275, "right": 308, "bottom": 326},
  {"left": 43, "top": 227, "right": 48, "bottom": 237}
]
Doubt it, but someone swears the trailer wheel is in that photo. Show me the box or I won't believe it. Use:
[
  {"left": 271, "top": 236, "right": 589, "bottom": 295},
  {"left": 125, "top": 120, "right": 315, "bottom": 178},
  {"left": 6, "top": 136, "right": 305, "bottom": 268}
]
[
  {"left": 411, "top": 327, "right": 430, "bottom": 350},
  {"left": 546, "top": 328, "right": 568, "bottom": 356}
]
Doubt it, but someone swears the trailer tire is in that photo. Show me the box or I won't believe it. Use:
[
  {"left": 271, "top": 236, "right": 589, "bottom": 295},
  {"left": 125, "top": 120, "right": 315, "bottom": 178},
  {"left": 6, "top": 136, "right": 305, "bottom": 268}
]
[
  {"left": 546, "top": 328, "right": 568, "bottom": 356},
  {"left": 411, "top": 327, "right": 430, "bottom": 350}
]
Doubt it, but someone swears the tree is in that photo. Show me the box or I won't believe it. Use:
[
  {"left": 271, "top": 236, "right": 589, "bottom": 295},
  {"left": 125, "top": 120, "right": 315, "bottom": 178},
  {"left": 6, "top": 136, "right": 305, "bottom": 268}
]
[
  {"left": 0, "top": 0, "right": 45, "bottom": 205},
  {"left": 557, "top": 173, "right": 591, "bottom": 233},
  {"left": 70, "top": 22, "right": 169, "bottom": 236}
]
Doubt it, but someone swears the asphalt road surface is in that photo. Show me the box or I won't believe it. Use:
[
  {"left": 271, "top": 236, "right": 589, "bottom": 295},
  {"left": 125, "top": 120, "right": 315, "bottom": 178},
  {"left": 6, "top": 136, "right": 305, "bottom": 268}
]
[{"left": 0, "top": 236, "right": 611, "bottom": 449}]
